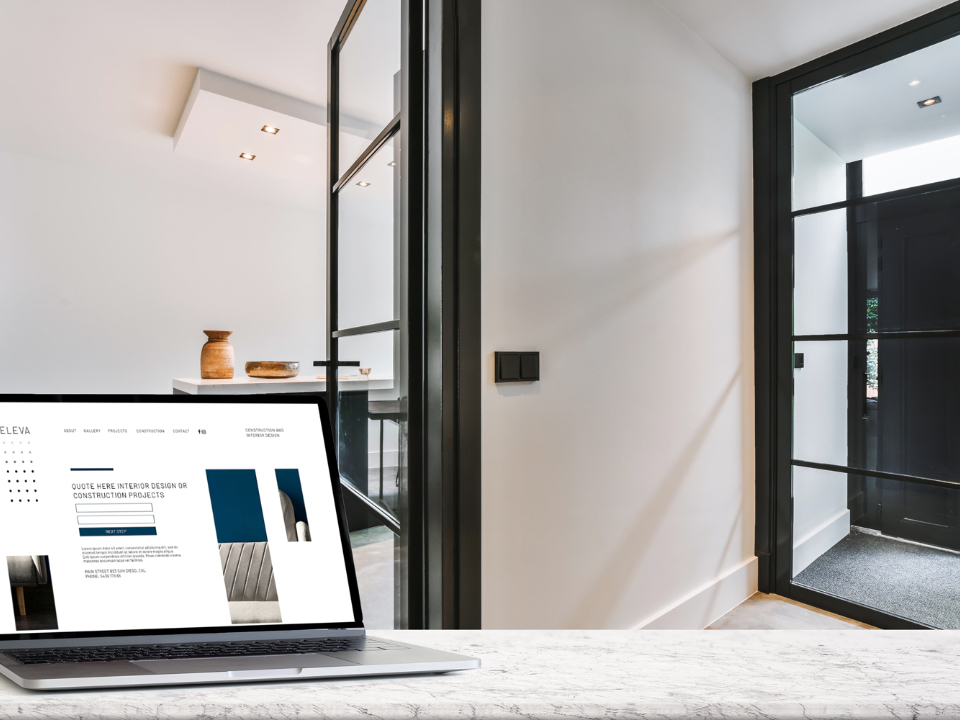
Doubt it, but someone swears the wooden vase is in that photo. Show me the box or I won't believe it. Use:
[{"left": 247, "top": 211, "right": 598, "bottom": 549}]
[{"left": 200, "top": 330, "right": 234, "bottom": 379}]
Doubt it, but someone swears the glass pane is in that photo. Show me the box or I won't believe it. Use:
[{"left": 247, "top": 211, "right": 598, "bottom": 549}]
[
  {"left": 873, "top": 207, "right": 960, "bottom": 333},
  {"left": 793, "top": 340, "right": 848, "bottom": 466},
  {"left": 338, "top": 138, "right": 397, "bottom": 330},
  {"left": 798, "top": 336, "right": 960, "bottom": 483},
  {"left": 334, "top": 330, "right": 398, "bottom": 503},
  {"left": 794, "top": 209, "right": 847, "bottom": 336},
  {"left": 864, "top": 134, "right": 960, "bottom": 196},
  {"left": 793, "top": 467, "right": 960, "bottom": 628},
  {"left": 338, "top": 0, "right": 401, "bottom": 173},
  {"left": 792, "top": 464, "right": 849, "bottom": 577},
  {"left": 793, "top": 33, "right": 960, "bottom": 208},
  {"left": 791, "top": 114, "right": 847, "bottom": 211},
  {"left": 350, "top": 520, "right": 395, "bottom": 629},
  {"left": 335, "top": 330, "right": 399, "bottom": 629},
  {"left": 873, "top": 338, "right": 960, "bottom": 482}
]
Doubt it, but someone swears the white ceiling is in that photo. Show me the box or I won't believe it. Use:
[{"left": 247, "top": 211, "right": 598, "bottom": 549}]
[
  {"left": 657, "top": 0, "right": 956, "bottom": 80},
  {"left": 1, "top": 0, "right": 958, "bottom": 209},
  {"left": 0, "top": 1, "right": 349, "bottom": 209},
  {"left": 795, "top": 33, "right": 960, "bottom": 161}
]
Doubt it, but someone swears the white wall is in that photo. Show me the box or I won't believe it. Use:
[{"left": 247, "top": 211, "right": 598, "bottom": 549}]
[
  {"left": 791, "top": 143, "right": 851, "bottom": 575},
  {"left": 0, "top": 148, "right": 324, "bottom": 394},
  {"left": 481, "top": 0, "right": 755, "bottom": 629},
  {"left": 793, "top": 119, "right": 846, "bottom": 210}
]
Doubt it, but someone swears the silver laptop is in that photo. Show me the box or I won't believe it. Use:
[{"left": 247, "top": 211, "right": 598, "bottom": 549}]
[{"left": 0, "top": 394, "right": 478, "bottom": 690}]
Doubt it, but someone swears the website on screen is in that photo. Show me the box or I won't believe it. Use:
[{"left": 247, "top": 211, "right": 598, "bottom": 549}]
[{"left": 0, "top": 402, "right": 355, "bottom": 635}]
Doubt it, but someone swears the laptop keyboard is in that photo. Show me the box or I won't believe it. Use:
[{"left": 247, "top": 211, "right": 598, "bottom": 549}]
[{"left": 4, "top": 637, "right": 403, "bottom": 665}]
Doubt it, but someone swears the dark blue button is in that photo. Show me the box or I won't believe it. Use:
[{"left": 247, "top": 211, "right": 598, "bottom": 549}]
[{"left": 79, "top": 527, "right": 157, "bottom": 536}]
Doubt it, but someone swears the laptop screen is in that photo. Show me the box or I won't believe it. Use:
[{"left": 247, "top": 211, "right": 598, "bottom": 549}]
[{"left": 0, "top": 398, "right": 359, "bottom": 640}]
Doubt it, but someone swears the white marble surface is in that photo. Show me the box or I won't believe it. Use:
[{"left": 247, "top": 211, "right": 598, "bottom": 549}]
[
  {"left": 0, "top": 630, "right": 959, "bottom": 718},
  {"left": 172, "top": 376, "right": 394, "bottom": 395}
]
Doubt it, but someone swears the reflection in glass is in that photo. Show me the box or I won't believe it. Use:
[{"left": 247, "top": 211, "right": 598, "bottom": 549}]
[
  {"left": 338, "top": 0, "right": 401, "bottom": 173},
  {"left": 338, "top": 139, "right": 397, "bottom": 331}
]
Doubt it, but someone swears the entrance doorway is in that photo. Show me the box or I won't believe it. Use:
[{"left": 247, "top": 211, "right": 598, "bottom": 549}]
[{"left": 755, "top": 2, "right": 960, "bottom": 628}]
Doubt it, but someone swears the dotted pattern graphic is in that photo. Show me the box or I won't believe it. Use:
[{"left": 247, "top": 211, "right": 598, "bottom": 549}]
[{"left": 4, "top": 440, "right": 37, "bottom": 504}]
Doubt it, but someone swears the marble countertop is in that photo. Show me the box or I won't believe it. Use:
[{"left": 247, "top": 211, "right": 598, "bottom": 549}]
[
  {"left": 173, "top": 376, "right": 394, "bottom": 394},
  {"left": 0, "top": 629, "right": 958, "bottom": 719}
]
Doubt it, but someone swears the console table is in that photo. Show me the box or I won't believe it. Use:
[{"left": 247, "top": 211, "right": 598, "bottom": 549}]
[
  {"left": 0, "top": 629, "right": 956, "bottom": 719},
  {"left": 172, "top": 376, "right": 394, "bottom": 395}
]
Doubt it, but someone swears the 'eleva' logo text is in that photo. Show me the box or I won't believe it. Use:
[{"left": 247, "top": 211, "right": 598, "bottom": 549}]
[{"left": 0, "top": 426, "right": 30, "bottom": 435}]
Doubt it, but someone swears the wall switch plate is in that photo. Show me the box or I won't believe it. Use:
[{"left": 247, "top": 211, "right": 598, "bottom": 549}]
[
  {"left": 495, "top": 352, "right": 539, "bottom": 383},
  {"left": 795, "top": 352, "right": 804, "bottom": 369}
]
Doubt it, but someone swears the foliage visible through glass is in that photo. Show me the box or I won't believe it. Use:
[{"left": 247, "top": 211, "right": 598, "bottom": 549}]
[{"left": 866, "top": 298, "right": 879, "bottom": 398}]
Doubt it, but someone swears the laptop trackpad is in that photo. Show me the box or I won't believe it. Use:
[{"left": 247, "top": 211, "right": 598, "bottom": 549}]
[{"left": 133, "top": 654, "right": 357, "bottom": 675}]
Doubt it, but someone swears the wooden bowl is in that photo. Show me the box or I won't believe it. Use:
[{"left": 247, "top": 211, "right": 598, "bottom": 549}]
[{"left": 245, "top": 361, "right": 300, "bottom": 378}]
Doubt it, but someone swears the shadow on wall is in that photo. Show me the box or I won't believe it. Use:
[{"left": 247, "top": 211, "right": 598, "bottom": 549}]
[
  {"left": 528, "top": 230, "right": 739, "bottom": 355},
  {"left": 566, "top": 368, "right": 742, "bottom": 628}
]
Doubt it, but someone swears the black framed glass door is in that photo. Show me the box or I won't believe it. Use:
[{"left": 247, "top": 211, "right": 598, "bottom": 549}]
[
  {"left": 323, "top": 0, "right": 420, "bottom": 629},
  {"left": 755, "top": 2, "right": 960, "bottom": 629}
]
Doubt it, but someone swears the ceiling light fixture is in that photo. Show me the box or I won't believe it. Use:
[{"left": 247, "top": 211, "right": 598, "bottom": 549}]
[
  {"left": 919, "top": 96, "right": 942, "bottom": 108},
  {"left": 239, "top": 153, "right": 256, "bottom": 160},
  {"left": 261, "top": 125, "right": 280, "bottom": 135},
  {"left": 910, "top": 80, "right": 921, "bottom": 86},
  {"left": 388, "top": 161, "right": 397, "bottom": 167},
  {"left": 356, "top": 181, "right": 370, "bottom": 187}
]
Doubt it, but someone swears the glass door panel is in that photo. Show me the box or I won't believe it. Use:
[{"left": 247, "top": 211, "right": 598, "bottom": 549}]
[
  {"left": 338, "top": 0, "right": 401, "bottom": 173},
  {"left": 794, "top": 210, "right": 847, "bottom": 337},
  {"left": 329, "top": 0, "right": 408, "bottom": 630},
  {"left": 793, "top": 340, "right": 848, "bottom": 467},
  {"left": 793, "top": 467, "right": 960, "bottom": 628},
  {"left": 338, "top": 138, "right": 397, "bottom": 330}
]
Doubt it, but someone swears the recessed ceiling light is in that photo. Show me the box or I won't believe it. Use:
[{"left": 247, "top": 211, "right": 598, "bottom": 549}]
[
  {"left": 919, "top": 96, "right": 942, "bottom": 108},
  {"left": 910, "top": 80, "right": 921, "bottom": 86},
  {"left": 388, "top": 161, "right": 397, "bottom": 167},
  {"left": 261, "top": 125, "right": 280, "bottom": 135},
  {"left": 356, "top": 181, "right": 370, "bottom": 187},
  {"left": 239, "top": 153, "right": 256, "bottom": 160}
]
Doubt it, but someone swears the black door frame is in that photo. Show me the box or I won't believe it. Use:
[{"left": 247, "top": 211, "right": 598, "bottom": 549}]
[
  {"left": 324, "top": 0, "right": 481, "bottom": 630},
  {"left": 754, "top": 0, "right": 960, "bottom": 629}
]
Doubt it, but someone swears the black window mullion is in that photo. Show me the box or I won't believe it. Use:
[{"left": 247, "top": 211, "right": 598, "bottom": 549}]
[
  {"left": 334, "top": 113, "right": 401, "bottom": 193},
  {"left": 792, "top": 175, "right": 960, "bottom": 219},
  {"left": 791, "top": 459, "right": 960, "bottom": 493},
  {"left": 332, "top": 320, "right": 401, "bottom": 339},
  {"left": 794, "top": 330, "right": 960, "bottom": 341}
]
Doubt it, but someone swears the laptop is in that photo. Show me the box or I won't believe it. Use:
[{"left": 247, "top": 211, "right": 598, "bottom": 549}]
[{"left": 0, "top": 394, "right": 478, "bottom": 689}]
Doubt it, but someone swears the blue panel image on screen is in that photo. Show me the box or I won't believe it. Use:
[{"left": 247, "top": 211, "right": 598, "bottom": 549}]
[
  {"left": 204, "top": 470, "right": 268, "bottom": 544},
  {"left": 275, "top": 469, "right": 311, "bottom": 542},
  {"left": 205, "top": 470, "right": 280, "bottom": 624}
]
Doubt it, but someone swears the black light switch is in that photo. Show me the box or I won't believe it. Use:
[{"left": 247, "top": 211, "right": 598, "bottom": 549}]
[
  {"left": 496, "top": 352, "right": 539, "bottom": 383},
  {"left": 520, "top": 352, "right": 539, "bottom": 380},
  {"left": 498, "top": 353, "right": 521, "bottom": 381},
  {"left": 795, "top": 353, "right": 804, "bottom": 369}
]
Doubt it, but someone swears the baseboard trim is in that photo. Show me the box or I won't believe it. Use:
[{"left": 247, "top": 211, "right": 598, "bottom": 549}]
[
  {"left": 635, "top": 557, "right": 759, "bottom": 629},
  {"left": 793, "top": 509, "right": 850, "bottom": 577}
]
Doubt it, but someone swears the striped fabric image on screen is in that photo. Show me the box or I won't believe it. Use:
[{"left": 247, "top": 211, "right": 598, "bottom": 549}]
[
  {"left": 275, "top": 469, "right": 311, "bottom": 542},
  {"left": 204, "top": 470, "right": 281, "bottom": 625}
]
